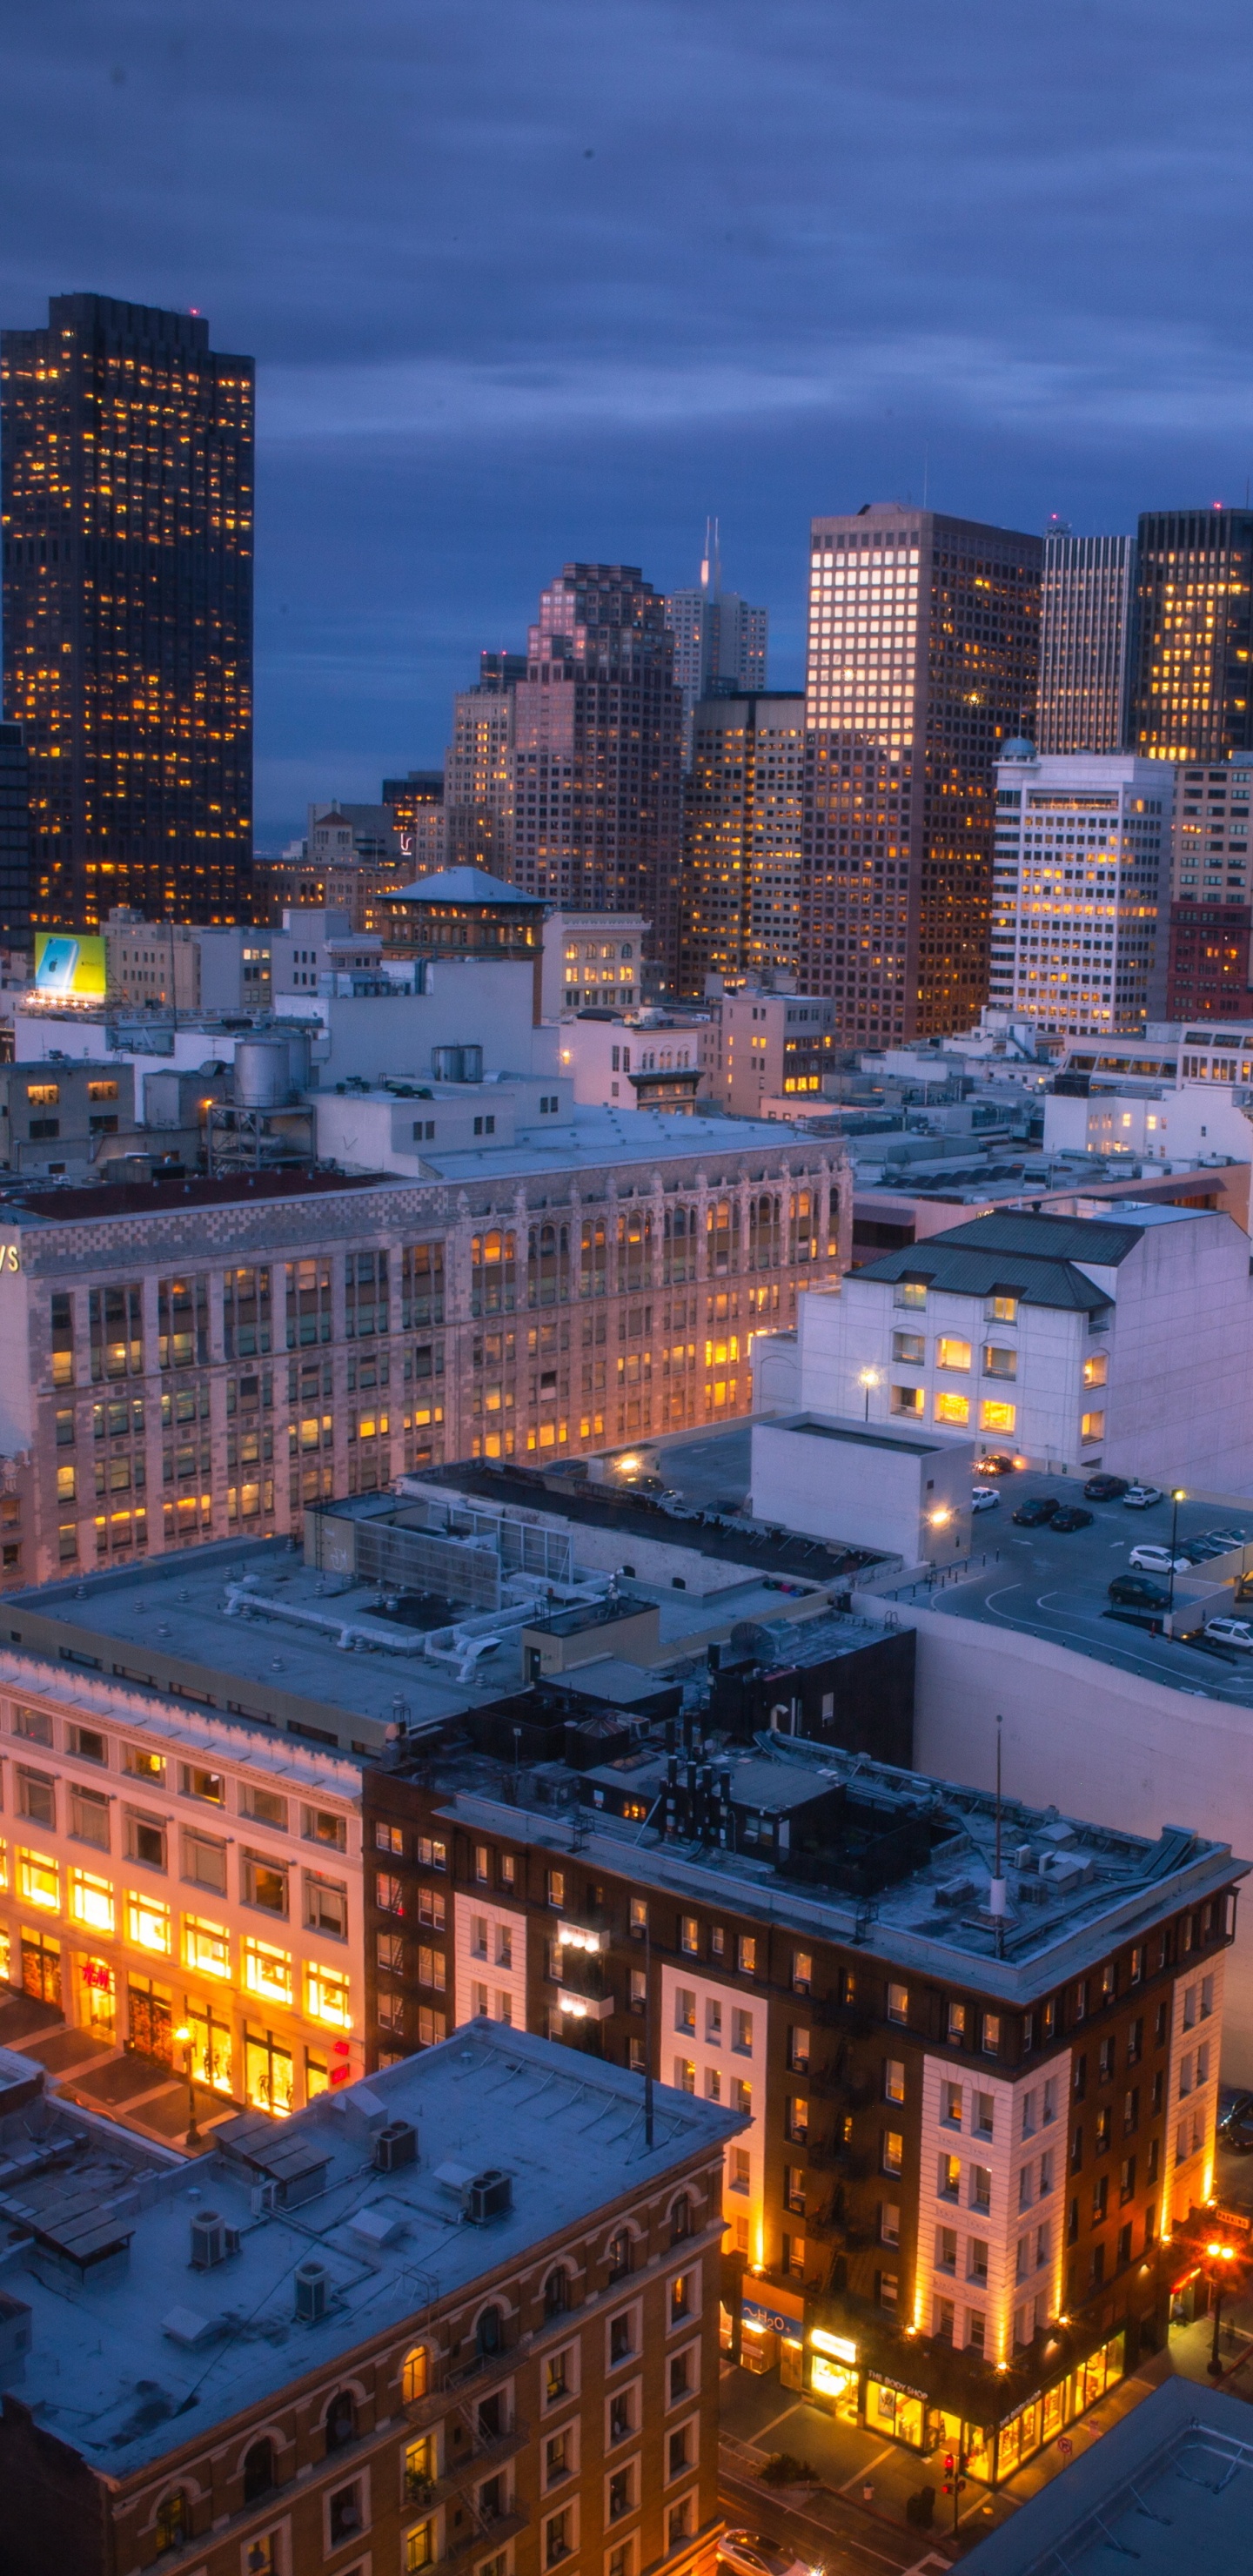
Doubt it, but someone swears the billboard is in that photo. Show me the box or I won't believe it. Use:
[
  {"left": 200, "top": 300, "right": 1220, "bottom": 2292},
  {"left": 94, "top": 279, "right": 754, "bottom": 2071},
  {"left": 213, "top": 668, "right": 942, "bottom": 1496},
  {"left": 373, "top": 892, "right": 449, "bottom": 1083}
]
[{"left": 32, "top": 933, "right": 108, "bottom": 1003}]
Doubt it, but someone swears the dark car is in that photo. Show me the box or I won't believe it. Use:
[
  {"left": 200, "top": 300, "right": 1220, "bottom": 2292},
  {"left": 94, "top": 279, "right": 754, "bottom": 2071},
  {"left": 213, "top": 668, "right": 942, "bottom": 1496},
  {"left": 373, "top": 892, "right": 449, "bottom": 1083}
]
[
  {"left": 1013, "top": 1497, "right": 1060, "bottom": 1527},
  {"left": 1109, "top": 1573, "right": 1171, "bottom": 1610},
  {"left": 1084, "top": 1473, "right": 1129, "bottom": 1502},
  {"left": 1218, "top": 2091, "right": 1253, "bottom": 2153},
  {"left": 975, "top": 1452, "right": 1018, "bottom": 1476},
  {"left": 1051, "top": 1506, "right": 1094, "bottom": 1533}
]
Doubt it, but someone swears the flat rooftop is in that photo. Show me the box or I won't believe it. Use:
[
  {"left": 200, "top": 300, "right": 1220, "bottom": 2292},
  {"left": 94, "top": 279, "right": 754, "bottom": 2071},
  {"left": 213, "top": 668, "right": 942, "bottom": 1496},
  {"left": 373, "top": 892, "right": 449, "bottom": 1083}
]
[
  {"left": 412, "top": 1461, "right": 883, "bottom": 1582},
  {"left": 772, "top": 1414, "right": 954, "bottom": 1459},
  {"left": 0, "top": 2023, "right": 734, "bottom": 2472},
  {"left": 963, "top": 2377, "right": 1253, "bottom": 2576},
  {"left": 0, "top": 1166, "right": 391, "bottom": 1225},
  {"left": 402, "top": 1714, "right": 1242, "bottom": 1997},
  {"left": 403, "top": 1100, "right": 827, "bottom": 1184}
]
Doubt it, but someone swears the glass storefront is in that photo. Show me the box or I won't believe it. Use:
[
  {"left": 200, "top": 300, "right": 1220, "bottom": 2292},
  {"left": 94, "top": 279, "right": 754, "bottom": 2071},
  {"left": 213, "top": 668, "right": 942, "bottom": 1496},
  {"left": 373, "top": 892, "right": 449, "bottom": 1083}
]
[
  {"left": 81, "top": 1955, "right": 115, "bottom": 2036},
  {"left": 867, "top": 2380, "right": 927, "bottom": 2447},
  {"left": 860, "top": 2329, "right": 1126, "bottom": 2488},
  {"left": 21, "top": 1928, "right": 60, "bottom": 2006},
  {"left": 128, "top": 1976, "right": 172, "bottom": 2063}
]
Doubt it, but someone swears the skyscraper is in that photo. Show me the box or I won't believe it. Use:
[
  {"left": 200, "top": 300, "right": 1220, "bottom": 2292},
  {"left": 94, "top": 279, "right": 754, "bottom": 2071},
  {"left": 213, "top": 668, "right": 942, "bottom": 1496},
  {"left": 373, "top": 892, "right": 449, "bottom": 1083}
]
[
  {"left": 801, "top": 502, "right": 1041, "bottom": 1045},
  {"left": 509, "top": 563, "right": 685, "bottom": 974},
  {"left": 1129, "top": 506, "right": 1253, "bottom": 763},
  {"left": 665, "top": 524, "right": 767, "bottom": 755},
  {"left": 1037, "top": 533, "right": 1136, "bottom": 753},
  {"left": 1, "top": 293, "right": 253, "bottom": 928},
  {"left": 678, "top": 692, "right": 805, "bottom": 995},
  {"left": 989, "top": 741, "right": 1171, "bottom": 1040},
  {"left": 442, "top": 650, "right": 525, "bottom": 871},
  {"left": 0, "top": 721, "right": 30, "bottom": 949}
]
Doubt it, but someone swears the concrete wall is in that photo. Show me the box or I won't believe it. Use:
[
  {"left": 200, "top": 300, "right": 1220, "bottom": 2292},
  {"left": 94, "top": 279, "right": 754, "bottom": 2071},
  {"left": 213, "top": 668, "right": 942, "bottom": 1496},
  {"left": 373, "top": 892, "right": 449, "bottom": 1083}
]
[
  {"left": 1089, "top": 1212, "right": 1253, "bottom": 1493},
  {"left": 752, "top": 1413, "right": 972, "bottom": 1565},
  {"left": 275, "top": 962, "right": 538, "bottom": 1084},
  {"left": 748, "top": 1330, "right": 801, "bottom": 1414},
  {"left": 865, "top": 1593, "right": 1253, "bottom": 2083}
]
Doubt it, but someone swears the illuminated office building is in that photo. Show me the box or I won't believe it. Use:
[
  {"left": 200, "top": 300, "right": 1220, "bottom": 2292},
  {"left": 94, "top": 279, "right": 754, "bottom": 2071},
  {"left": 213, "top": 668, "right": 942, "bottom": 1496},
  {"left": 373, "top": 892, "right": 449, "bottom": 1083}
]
[
  {"left": 679, "top": 693, "right": 805, "bottom": 995},
  {"left": 801, "top": 503, "right": 1041, "bottom": 1045},
  {"left": 510, "top": 564, "right": 685, "bottom": 977},
  {"left": 1037, "top": 533, "right": 1137, "bottom": 754},
  {"left": 989, "top": 743, "right": 1171, "bottom": 1040},
  {"left": 1, "top": 293, "right": 253, "bottom": 929},
  {"left": 443, "top": 650, "right": 525, "bottom": 871},
  {"left": 1129, "top": 506, "right": 1253, "bottom": 763},
  {"left": 0, "top": 720, "right": 30, "bottom": 948}
]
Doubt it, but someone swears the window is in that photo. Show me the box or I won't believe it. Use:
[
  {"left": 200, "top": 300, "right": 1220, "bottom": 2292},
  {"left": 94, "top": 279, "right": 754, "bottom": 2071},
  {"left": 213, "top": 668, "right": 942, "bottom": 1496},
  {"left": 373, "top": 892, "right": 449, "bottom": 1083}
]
[
  {"left": 181, "top": 1765, "right": 224, "bottom": 1806},
  {"left": 788, "top": 2025, "right": 810, "bottom": 2074},
  {"left": 887, "top": 1981, "right": 908, "bottom": 2023},
  {"left": 69, "top": 1869, "right": 114, "bottom": 1935},
  {"left": 546, "top": 2347, "right": 572, "bottom": 2405},
  {"left": 1081, "top": 1411, "right": 1105, "bottom": 1443},
  {"left": 243, "top": 1937, "right": 293, "bottom": 2004},
  {"left": 17, "top": 1848, "right": 58, "bottom": 1909},
  {"left": 307, "top": 1962, "right": 352, "bottom": 2027},
  {"left": 981, "top": 1399, "right": 1016, "bottom": 1433},
  {"left": 947, "top": 2000, "right": 968, "bottom": 2046},
  {"left": 668, "top": 2271, "right": 693, "bottom": 2324},
  {"left": 15, "top": 1707, "right": 52, "bottom": 1747},
  {"left": 378, "top": 1821, "right": 405, "bottom": 1856},
  {"left": 784, "top": 2163, "right": 805, "bottom": 2214},
  {"left": 243, "top": 1852, "right": 288, "bottom": 1916},
  {"left": 305, "top": 1808, "right": 348, "bottom": 1851},
  {"left": 17, "top": 1768, "right": 54, "bottom": 1828},
  {"left": 935, "top": 2224, "right": 957, "bottom": 2273},
  {"left": 935, "top": 1391, "right": 970, "bottom": 1426},
  {"left": 939, "top": 2153, "right": 960, "bottom": 2200},
  {"left": 989, "top": 1294, "right": 1018, "bottom": 1324},
  {"left": 128, "top": 1891, "right": 171, "bottom": 1953},
  {"left": 406, "top": 2523, "right": 435, "bottom": 2573},
  {"left": 125, "top": 1808, "right": 165, "bottom": 1870},
  {"left": 982, "top": 1345, "right": 1017, "bottom": 1380},
  {"left": 737, "top": 1934, "right": 756, "bottom": 1975},
  {"left": 884, "top": 2059, "right": 906, "bottom": 2103},
  {"left": 982, "top": 2013, "right": 1002, "bottom": 2056},
  {"left": 70, "top": 1784, "right": 110, "bottom": 1850},
  {"left": 609, "top": 2311, "right": 634, "bottom": 2367},
  {"left": 792, "top": 1948, "right": 812, "bottom": 1993},
  {"left": 668, "top": 2499, "right": 693, "bottom": 2550},
  {"left": 243, "top": 1785, "right": 288, "bottom": 1830},
  {"left": 936, "top": 1337, "right": 971, "bottom": 1372},
  {"left": 971, "top": 2163, "right": 992, "bottom": 2211},
  {"left": 547, "top": 1868, "right": 565, "bottom": 1908},
  {"left": 244, "top": 2438, "right": 276, "bottom": 2502},
  {"left": 329, "top": 2480, "right": 364, "bottom": 2545},
  {"left": 154, "top": 2492, "right": 189, "bottom": 2553},
  {"left": 608, "top": 2466, "right": 633, "bottom": 2522},
  {"left": 785, "top": 2094, "right": 808, "bottom": 2142},
  {"left": 882, "top": 2130, "right": 903, "bottom": 2175},
  {"left": 305, "top": 1872, "right": 348, "bottom": 1937},
  {"left": 184, "top": 1915, "right": 230, "bottom": 1978},
  {"left": 68, "top": 1725, "right": 107, "bottom": 1765},
  {"left": 124, "top": 1743, "right": 164, "bottom": 1783},
  {"left": 181, "top": 1828, "right": 227, "bottom": 1895},
  {"left": 629, "top": 1897, "right": 647, "bottom": 1938},
  {"left": 402, "top": 2345, "right": 430, "bottom": 2404},
  {"left": 546, "top": 2506, "right": 573, "bottom": 2566},
  {"left": 942, "top": 2081, "right": 962, "bottom": 2127},
  {"left": 679, "top": 1913, "right": 699, "bottom": 1954},
  {"left": 731, "top": 2008, "right": 753, "bottom": 2053},
  {"left": 377, "top": 1873, "right": 405, "bottom": 1915}
]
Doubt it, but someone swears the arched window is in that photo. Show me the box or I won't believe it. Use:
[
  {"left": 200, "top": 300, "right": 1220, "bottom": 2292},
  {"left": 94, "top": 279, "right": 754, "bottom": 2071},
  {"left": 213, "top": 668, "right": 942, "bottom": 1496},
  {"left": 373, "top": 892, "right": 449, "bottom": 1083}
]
[
  {"left": 325, "top": 2389, "right": 356, "bottom": 2452},
  {"left": 402, "top": 2344, "right": 430, "bottom": 2405},
  {"left": 543, "top": 2266, "right": 569, "bottom": 2320},
  {"left": 243, "top": 2438, "right": 275, "bottom": 2502},
  {"left": 670, "top": 2192, "right": 692, "bottom": 2244},
  {"left": 476, "top": 2303, "right": 503, "bottom": 2358},
  {"left": 607, "top": 2230, "right": 632, "bottom": 2283},
  {"left": 155, "top": 2492, "right": 189, "bottom": 2553}
]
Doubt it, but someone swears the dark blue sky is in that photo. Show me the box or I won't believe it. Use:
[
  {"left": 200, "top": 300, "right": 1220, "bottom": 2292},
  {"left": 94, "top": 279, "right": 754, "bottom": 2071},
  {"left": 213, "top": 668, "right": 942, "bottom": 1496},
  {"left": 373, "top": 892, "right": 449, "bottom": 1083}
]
[{"left": 4, "top": 0, "right": 1251, "bottom": 843}]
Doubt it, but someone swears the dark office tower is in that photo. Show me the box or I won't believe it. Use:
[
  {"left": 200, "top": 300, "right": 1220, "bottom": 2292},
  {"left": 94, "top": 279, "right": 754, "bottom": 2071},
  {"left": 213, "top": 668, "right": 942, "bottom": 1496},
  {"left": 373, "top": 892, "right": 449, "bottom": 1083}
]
[
  {"left": 665, "top": 522, "right": 768, "bottom": 758},
  {"left": 1, "top": 293, "right": 253, "bottom": 928},
  {"left": 1037, "top": 533, "right": 1136, "bottom": 753},
  {"left": 443, "top": 650, "right": 526, "bottom": 870},
  {"left": 510, "top": 564, "right": 685, "bottom": 973},
  {"left": 1130, "top": 507, "right": 1253, "bottom": 764},
  {"left": 0, "top": 721, "right": 31, "bottom": 948},
  {"left": 801, "top": 502, "right": 1041, "bottom": 1044},
  {"left": 382, "top": 769, "right": 445, "bottom": 874},
  {"left": 678, "top": 693, "right": 805, "bottom": 996}
]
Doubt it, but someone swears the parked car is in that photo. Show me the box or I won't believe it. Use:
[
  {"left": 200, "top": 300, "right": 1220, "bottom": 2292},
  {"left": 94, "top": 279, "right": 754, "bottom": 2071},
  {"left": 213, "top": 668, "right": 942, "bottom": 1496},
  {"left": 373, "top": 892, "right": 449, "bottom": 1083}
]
[
  {"left": 1217, "top": 2091, "right": 1253, "bottom": 2151},
  {"left": 1203, "top": 1528, "right": 1249, "bottom": 1550},
  {"left": 1182, "top": 1538, "right": 1228, "bottom": 1564},
  {"left": 1050, "top": 1506, "right": 1093, "bottom": 1533},
  {"left": 1013, "top": 1497, "right": 1060, "bottom": 1527},
  {"left": 1204, "top": 1618, "right": 1253, "bottom": 1652},
  {"left": 1109, "top": 1573, "right": 1171, "bottom": 1609},
  {"left": 1122, "top": 1485, "right": 1164, "bottom": 1509},
  {"left": 972, "top": 1486, "right": 1002, "bottom": 1513},
  {"left": 975, "top": 1452, "right": 1018, "bottom": 1476},
  {"left": 1083, "top": 1472, "right": 1129, "bottom": 1501},
  {"left": 1129, "top": 1544, "right": 1190, "bottom": 1574},
  {"left": 718, "top": 2536, "right": 813, "bottom": 2576}
]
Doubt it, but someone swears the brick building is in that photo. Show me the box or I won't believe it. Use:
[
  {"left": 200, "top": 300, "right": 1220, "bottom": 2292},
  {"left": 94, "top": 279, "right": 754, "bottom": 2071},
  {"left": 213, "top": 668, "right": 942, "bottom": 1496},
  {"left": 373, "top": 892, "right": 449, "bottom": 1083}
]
[
  {"left": 0, "top": 2022, "right": 735, "bottom": 2576},
  {"left": 362, "top": 1719, "right": 1242, "bottom": 2489}
]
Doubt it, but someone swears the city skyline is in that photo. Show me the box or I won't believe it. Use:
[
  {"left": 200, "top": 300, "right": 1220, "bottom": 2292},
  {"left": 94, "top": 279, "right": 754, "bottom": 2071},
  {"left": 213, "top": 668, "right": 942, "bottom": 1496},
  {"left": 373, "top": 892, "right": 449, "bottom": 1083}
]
[{"left": 3, "top": 0, "right": 1251, "bottom": 841}]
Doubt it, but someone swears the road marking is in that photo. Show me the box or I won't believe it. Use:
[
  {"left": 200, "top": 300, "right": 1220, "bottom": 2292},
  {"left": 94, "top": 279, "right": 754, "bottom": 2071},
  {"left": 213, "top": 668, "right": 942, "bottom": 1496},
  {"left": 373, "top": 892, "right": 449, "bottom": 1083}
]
[
  {"left": 718, "top": 2465, "right": 908, "bottom": 2568},
  {"left": 748, "top": 2398, "right": 805, "bottom": 2445},
  {"left": 839, "top": 2442, "right": 896, "bottom": 2494}
]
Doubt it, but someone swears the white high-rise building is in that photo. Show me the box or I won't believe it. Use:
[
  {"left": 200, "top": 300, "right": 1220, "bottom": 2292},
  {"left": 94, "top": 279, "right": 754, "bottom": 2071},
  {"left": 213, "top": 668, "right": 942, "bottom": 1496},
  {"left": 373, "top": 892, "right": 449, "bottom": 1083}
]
[{"left": 989, "top": 742, "right": 1172, "bottom": 1040}]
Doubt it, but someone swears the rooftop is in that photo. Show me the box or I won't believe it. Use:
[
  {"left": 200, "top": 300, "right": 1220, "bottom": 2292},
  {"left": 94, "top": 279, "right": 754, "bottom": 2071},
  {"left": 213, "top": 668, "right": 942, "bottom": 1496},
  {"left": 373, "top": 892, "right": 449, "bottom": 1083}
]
[
  {"left": 398, "top": 1705, "right": 1243, "bottom": 1998},
  {"left": 389, "top": 868, "right": 546, "bottom": 907},
  {"left": 0, "top": 2023, "right": 734, "bottom": 2472},
  {"left": 411, "top": 1459, "right": 882, "bottom": 1582},
  {"left": 962, "top": 2377, "right": 1253, "bottom": 2576}
]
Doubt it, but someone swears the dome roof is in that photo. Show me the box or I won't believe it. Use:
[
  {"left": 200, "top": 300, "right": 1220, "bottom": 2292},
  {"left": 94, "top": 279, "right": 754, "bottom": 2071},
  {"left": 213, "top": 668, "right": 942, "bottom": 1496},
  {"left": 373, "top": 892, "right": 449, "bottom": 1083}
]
[
  {"left": 1000, "top": 736, "right": 1037, "bottom": 762},
  {"left": 392, "top": 867, "right": 545, "bottom": 906}
]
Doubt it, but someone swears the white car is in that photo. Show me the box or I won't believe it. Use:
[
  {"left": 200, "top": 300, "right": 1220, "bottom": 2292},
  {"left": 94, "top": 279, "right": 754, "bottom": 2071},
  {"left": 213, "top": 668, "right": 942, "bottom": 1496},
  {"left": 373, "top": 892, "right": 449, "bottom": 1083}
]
[
  {"left": 1129, "top": 1544, "right": 1189, "bottom": 1574},
  {"left": 1122, "top": 1485, "right": 1164, "bottom": 1510},
  {"left": 718, "top": 2537, "right": 814, "bottom": 2576},
  {"left": 1204, "top": 1618, "right": 1253, "bottom": 1652},
  {"left": 972, "top": 1486, "right": 1001, "bottom": 1513}
]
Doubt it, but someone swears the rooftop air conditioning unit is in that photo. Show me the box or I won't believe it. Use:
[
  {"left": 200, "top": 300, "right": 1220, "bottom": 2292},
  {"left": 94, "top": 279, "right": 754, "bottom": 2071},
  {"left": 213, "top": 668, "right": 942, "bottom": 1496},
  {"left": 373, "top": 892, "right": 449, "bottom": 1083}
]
[
  {"left": 190, "top": 2210, "right": 240, "bottom": 2270},
  {"left": 465, "top": 2169, "right": 513, "bottom": 2224},
  {"left": 374, "top": 2119, "right": 418, "bottom": 2173},
  {"left": 294, "top": 2260, "right": 328, "bottom": 2322}
]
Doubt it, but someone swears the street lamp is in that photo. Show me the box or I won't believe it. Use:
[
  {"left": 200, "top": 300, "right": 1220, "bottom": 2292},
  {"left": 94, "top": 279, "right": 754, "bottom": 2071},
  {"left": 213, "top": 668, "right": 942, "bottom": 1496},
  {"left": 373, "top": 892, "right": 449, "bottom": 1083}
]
[
  {"left": 1205, "top": 2238, "right": 1237, "bottom": 2377},
  {"left": 173, "top": 2023, "right": 203, "bottom": 2150},
  {"left": 858, "top": 1367, "right": 880, "bottom": 1422},
  {"left": 1168, "top": 1487, "right": 1187, "bottom": 1617}
]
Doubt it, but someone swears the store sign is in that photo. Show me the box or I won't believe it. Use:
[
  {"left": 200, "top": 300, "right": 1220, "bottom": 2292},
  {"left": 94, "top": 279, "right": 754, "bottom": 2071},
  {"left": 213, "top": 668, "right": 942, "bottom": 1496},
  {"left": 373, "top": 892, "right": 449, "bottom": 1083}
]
[
  {"left": 810, "top": 2329, "right": 858, "bottom": 2364},
  {"left": 0, "top": 1246, "right": 18, "bottom": 1273},
  {"left": 743, "top": 2297, "right": 801, "bottom": 2337},
  {"left": 869, "top": 2371, "right": 929, "bottom": 2402}
]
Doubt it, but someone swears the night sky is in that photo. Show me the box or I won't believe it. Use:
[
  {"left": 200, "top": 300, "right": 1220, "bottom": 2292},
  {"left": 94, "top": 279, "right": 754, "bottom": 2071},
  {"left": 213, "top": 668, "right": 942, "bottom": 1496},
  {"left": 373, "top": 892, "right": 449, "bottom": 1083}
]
[{"left": 3, "top": 0, "right": 1250, "bottom": 844}]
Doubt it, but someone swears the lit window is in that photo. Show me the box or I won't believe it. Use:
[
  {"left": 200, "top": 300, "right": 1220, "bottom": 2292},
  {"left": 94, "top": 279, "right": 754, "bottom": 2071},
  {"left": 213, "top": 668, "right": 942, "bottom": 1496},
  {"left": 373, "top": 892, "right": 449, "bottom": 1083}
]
[
  {"left": 935, "top": 1392, "right": 970, "bottom": 1426},
  {"left": 1081, "top": 1410, "right": 1105, "bottom": 1443},
  {"left": 69, "top": 1869, "right": 114, "bottom": 1935},
  {"left": 17, "top": 1849, "right": 59, "bottom": 1911},
  {"left": 184, "top": 1916, "right": 231, "bottom": 1977},
  {"left": 307, "top": 1963, "right": 352, "bottom": 2028},
  {"left": 244, "top": 1937, "right": 293, "bottom": 2003},
  {"left": 128, "top": 1891, "right": 171, "bottom": 1953},
  {"left": 936, "top": 1337, "right": 971, "bottom": 1373},
  {"left": 981, "top": 1399, "right": 1016, "bottom": 1433}
]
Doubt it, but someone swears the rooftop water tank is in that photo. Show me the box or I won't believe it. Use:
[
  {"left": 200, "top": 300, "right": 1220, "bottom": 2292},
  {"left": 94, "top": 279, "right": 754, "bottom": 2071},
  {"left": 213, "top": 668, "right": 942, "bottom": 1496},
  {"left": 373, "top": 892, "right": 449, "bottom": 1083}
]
[{"left": 234, "top": 1037, "right": 291, "bottom": 1111}]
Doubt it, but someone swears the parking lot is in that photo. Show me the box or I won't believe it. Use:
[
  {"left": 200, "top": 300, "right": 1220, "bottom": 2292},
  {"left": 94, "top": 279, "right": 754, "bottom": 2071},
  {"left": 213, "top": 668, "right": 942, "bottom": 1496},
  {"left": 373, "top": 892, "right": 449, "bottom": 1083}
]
[{"left": 931, "top": 1468, "right": 1253, "bottom": 1704}]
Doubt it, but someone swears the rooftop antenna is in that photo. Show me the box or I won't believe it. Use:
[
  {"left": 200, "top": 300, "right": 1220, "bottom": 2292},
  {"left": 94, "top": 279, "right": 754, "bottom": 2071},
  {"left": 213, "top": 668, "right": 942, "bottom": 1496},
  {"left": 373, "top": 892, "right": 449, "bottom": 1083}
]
[
  {"left": 700, "top": 516, "right": 721, "bottom": 598},
  {"left": 989, "top": 1714, "right": 1008, "bottom": 1957}
]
